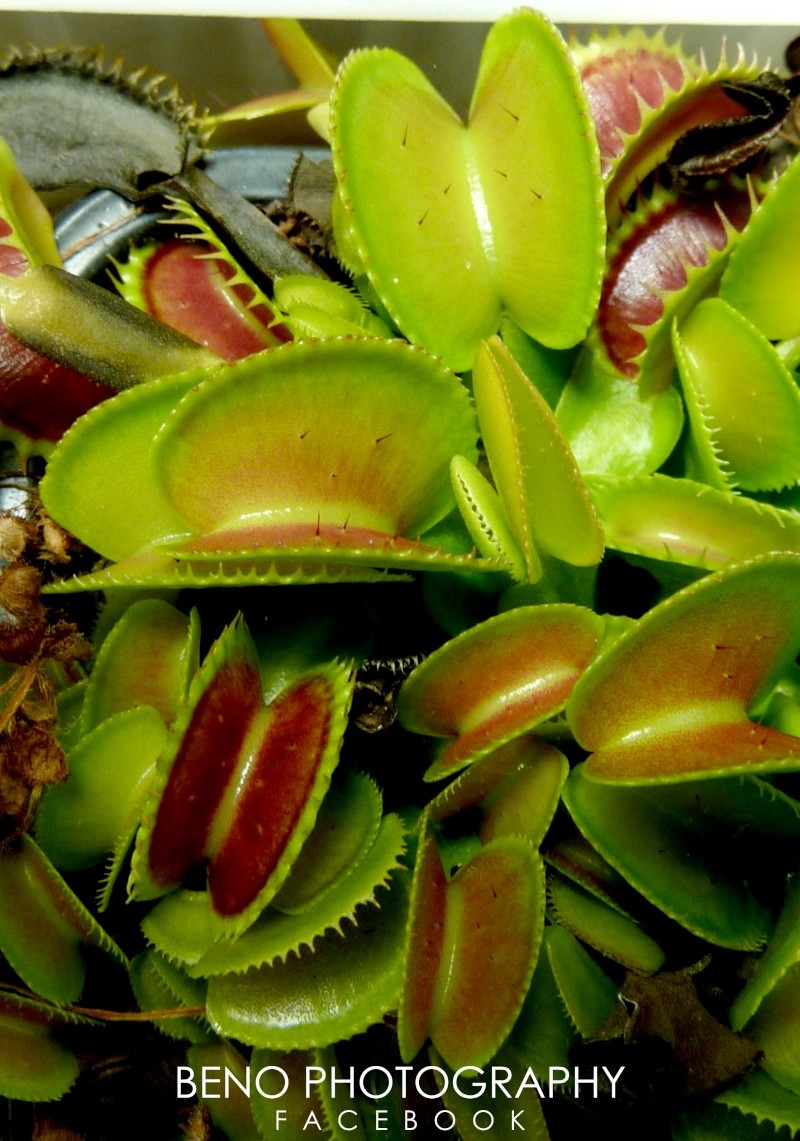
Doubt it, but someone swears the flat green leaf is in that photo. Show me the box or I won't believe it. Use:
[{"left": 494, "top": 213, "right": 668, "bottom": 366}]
[
  {"left": 738, "top": 964, "right": 800, "bottom": 1095},
  {"left": 556, "top": 350, "right": 684, "bottom": 477}
]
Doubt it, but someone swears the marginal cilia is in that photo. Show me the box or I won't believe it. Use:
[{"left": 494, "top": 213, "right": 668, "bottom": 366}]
[{"left": 0, "top": 13, "right": 799, "bottom": 1141}]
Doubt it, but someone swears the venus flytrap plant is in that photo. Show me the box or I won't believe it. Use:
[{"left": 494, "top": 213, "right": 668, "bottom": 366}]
[
  {"left": 34, "top": 599, "right": 199, "bottom": 907},
  {"left": 396, "top": 604, "right": 605, "bottom": 781},
  {"left": 0, "top": 141, "right": 116, "bottom": 456},
  {"left": 5, "top": 9, "right": 800, "bottom": 1138},
  {"left": 0, "top": 992, "right": 98, "bottom": 1104},
  {"left": 567, "top": 554, "right": 800, "bottom": 782},
  {"left": 39, "top": 337, "right": 502, "bottom": 592},
  {"left": 595, "top": 49, "right": 761, "bottom": 223},
  {"left": 398, "top": 816, "right": 545, "bottom": 1071},
  {"left": 0, "top": 834, "right": 128, "bottom": 1006},
  {"left": 329, "top": 8, "right": 605, "bottom": 372},
  {"left": 546, "top": 871, "right": 666, "bottom": 975},
  {"left": 585, "top": 472, "right": 800, "bottom": 571},
  {"left": 673, "top": 297, "right": 800, "bottom": 492},
  {"left": 563, "top": 766, "right": 800, "bottom": 949},
  {"left": 112, "top": 195, "right": 293, "bottom": 359},
  {"left": 131, "top": 617, "right": 354, "bottom": 930},
  {"left": 469, "top": 336, "right": 604, "bottom": 583},
  {"left": 720, "top": 149, "right": 800, "bottom": 339}
]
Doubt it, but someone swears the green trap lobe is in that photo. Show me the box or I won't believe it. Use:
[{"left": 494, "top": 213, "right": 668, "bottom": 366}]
[
  {"left": 468, "top": 10, "right": 604, "bottom": 348},
  {"left": 40, "top": 372, "right": 198, "bottom": 562},
  {"left": 0, "top": 995, "right": 80, "bottom": 1102},
  {"left": 81, "top": 599, "right": 195, "bottom": 733},
  {"left": 569, "top": 555, "right": 800, "bottom": 781},
  {"left": 399, "top": 604, "right": 603, "bottom": 778},
  {"left": 674, "top": 298, "right": 800, "bottom": 493},
  {"left": 331, "top": 48, "right": 498, "bottom": 373},
  {"left": 156, "top": 339, "right": 475, "bottom": 541}
]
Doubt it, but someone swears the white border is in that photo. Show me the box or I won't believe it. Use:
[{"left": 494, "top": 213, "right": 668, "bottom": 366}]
[{"left": 0, "top": 0, "right": 793, "bottom": 23}]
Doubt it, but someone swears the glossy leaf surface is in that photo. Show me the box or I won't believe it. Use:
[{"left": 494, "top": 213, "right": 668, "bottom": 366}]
[
  {"left": 133, "top": 618, "right": 353, "bottom": 930},
  {"left": 674, "top": 298, "right": 800, "bottom": 492},
  {"left": 397, "top": 821, "right": 448, "bottom": 1063},
  {"left": 40, "top": 372, "right": 198, "bottom": 562},
  {"left": 541, "top": 923, "right": 618, "bottom": 1038},
  {"left": 35, "top": 706, "right": 166, "bottom": 871},
  {"left": 473, "top": 336, "right": 603, "bottom": 578},
  {"left": 206, "top": 874, "right": 408, "bottom": 1049},
  {"left": 0, "top": 835, "right": 126, "bottom": 1004},
  {"left": 129, "top": 950, "right": 211, "bottom": 1044},
  {"left": 721, "top": 151, "right": 800, "bottom": 339},
  {"left": 271, "top": 771, "right": 383, "bottom": 914},
  {"left": 430, "top": 735, "right": 568, "bottom": 848},
  {"left": 330, "top": 8, "right": 603, "bottom": 370},
  {"left": 547, "top": 871, "right": 665, "bottom": 974},
  {"left": 430, "top": 837, "right": 545, "bottom": 1068},
  {"left": 156, "top": 339, "right": 474, "bottom": 541},
  {"left": 564, "top": 766, "right": 800, "bottom": 948},
  {"left": 80, "top": 599, "right": 198, "bottom": 732},
  {"left": 0, "top": 993, "right": 85, "bottom": 1102},
  {"left": 190, "top": 813, "right": 406, "bottom": 976},
  {"left": 43, "top": 337, "right": 487, "bottom": 584},
  {"left": 569, "top": 554, "right": 800, "bottom": 781},
  {"left": 556, "top": 354, "right": 684, "bottom": 477},
  {"left": 117, "top": 238, "right": 288, "bottom": 360},
  {"left": 398, "top": 604, "right": 604, "bottom": 779},
  {"left": 588, "top": 473, "right": 800, "bottom": 570}
]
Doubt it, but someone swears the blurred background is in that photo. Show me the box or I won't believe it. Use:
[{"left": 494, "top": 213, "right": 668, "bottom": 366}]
[{"left": 0, "top": 13, "right": 795, "bottom": 138}]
